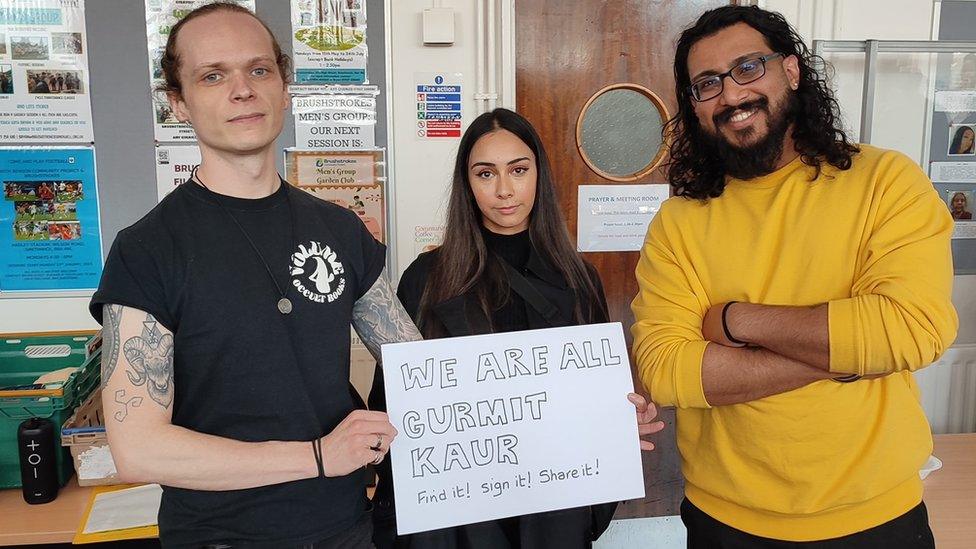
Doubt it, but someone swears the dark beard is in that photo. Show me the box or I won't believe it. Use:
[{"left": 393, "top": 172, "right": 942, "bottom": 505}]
[{"left": 699, "top": 90, "right": 799, "bottom": 180}]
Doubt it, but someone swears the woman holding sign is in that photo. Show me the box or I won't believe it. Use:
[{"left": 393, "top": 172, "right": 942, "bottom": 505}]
[{"left": 369, "top": 108, "right": 665, "bottom": 548}]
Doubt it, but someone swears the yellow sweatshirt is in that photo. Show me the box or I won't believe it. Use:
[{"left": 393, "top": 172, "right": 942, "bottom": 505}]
[{"left": 631, "top": 145, "right": 957, "bottom": 541}]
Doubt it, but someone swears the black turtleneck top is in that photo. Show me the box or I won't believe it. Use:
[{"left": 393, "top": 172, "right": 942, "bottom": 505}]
[{"left": 481, "top": 228, "right": 531, "bottom": 333}]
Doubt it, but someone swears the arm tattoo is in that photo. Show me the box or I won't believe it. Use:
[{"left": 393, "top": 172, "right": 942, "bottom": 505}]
[
  {"left": 352, "top": 267, "right": 422, "bottom": 363},
  {"left": 122, "top": 314, "right": 175, "bottom": 408},
  {"left": 113, "top": 389, "right": 144, "bottom": 423},
  {"left": 100, "top": 304, "right": 123, "bottom": 388}
]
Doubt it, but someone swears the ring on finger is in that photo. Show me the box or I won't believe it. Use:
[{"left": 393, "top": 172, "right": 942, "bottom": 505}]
[{"left": 370, "top": 434, "right": 383, "bottom": 452}]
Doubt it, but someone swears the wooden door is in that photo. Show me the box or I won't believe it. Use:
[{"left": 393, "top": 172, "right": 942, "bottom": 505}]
[{"left": 516, "top": 0, "right": 732, "bottom": 518}]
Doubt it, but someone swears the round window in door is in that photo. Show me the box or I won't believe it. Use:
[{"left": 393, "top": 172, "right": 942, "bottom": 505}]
[{"left": 576, "top": 83, "right": 670, "bottom": 182}]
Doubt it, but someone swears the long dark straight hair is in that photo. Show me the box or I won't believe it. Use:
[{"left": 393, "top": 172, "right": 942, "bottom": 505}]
[{"left": 416, "top": 108, "right": 604, "bottom": 337}]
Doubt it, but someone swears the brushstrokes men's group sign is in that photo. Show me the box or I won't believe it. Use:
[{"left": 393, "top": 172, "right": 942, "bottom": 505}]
[{"left": 381, "top": 323, "right": 645, "bottom": 535}]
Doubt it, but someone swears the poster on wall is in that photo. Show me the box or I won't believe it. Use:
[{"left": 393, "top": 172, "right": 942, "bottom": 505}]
[
  {"left": 381, "top": 323, "right": 644, "bottom": 535},
  {"left": 0, "top": 0, "right": 94, "bottom": 142},
  {"left": 144, "top": 0, "right": 256, "bottom": 142},
  {"left": 415, "top": 72, "right": 462, "bottom": 139},
  {"left": 576, "top": 184, "right": 669, "bottom": 252},
  {"left": 284, "top": 148, "right": 383, "bottom": 186},
  {"left": 155, "top": 144, "right": 200, "bottom": 202},
  {"left": 413, "top": 224, "right": 444, "bottom": 258},
  {"left": 0, "top": 146, "right": 102, "bottom": 293},
  {"left": 290, "top": 0, "right": 367, "bottom": 84},
  {"left": 292, "top": 89, "right": 376, "bottom": 149},
  {"left": 285, "top": 148, "right": 386, "bottom": 242}
]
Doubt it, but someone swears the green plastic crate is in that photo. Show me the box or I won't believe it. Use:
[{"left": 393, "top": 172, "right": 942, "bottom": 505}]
[{"left": 0, "top": 333, "right": 99, "bottom": 489}]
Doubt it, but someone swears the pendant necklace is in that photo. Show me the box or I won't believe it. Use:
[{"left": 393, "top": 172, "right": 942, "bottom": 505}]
[{"left": 192, "top": 166, "right": 295, "bottom": 315}]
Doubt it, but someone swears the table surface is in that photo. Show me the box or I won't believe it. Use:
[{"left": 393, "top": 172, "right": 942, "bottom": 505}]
[{"left": 1, "top": 434, "right": 974, "bottom": 546}]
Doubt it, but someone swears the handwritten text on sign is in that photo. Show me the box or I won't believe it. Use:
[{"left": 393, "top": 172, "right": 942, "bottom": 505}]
[{"left": 381, "top": 323, "right": 644, "bottom": 535}]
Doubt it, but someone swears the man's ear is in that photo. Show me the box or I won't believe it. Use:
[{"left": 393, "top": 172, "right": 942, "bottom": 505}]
[
  {"left": 783, "top": 54, "right": 801, "bottom": 90},
  {"left": 168, "top": 90, "right": 190, "bottom": 124}
]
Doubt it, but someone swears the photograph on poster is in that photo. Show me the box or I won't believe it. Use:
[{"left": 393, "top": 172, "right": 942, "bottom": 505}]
[
  {"left": 48, "top": 221, "right": 81, "bottom": 241},
  {"left": 51, "top": 33, "right": 83, "bottom": 55},
  {"left": 0, "top": 65, "right": 11, "bottom": 94},
  {"left": 948, "top": 125, "right": 976, "bottom": 156},
  {"left": 948, "top": 190, "right": 974, "bottom": 221},
  {"left": 155, "top": 101, "right": 180, "bottom": 124},
  {"left": 26, "top": 70, "right": 85, "bottom": 94},
  {"left": 13, "top": 221, "right": 48, "bottom": 241},
  {"left": 14, "top": 201, "right": 77, "bottom": 222},
  {"left": 4, "top": 180, "right": 84, "bottom": 202},
  {"left": 950, "top": 53, "right": 976, "bottom": 91},
  {"left": 10, "top": 35, "right": 48, "bottom": 60},
  {"left": 0, "top": 33, "right": 5, "bottom": 55},
  {"left": 151, "top": 48, "right": 164, "bottom": 79}
]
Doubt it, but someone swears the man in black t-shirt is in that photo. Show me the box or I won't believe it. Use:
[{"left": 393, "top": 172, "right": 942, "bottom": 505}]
[{"left": 90, "top": 5, "right": 420, "bottom": 548}]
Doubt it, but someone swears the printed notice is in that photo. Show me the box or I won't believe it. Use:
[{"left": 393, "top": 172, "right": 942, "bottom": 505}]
[
  {"left": 154, "top": 144, "right": 200, "bottom": 202},
  {"left": 415, "top": 73, "right": 462, "bottom": 139},
  {"left": 293, "top": 92, "right": 375, "bottom": 150},
  {"left": 0, "top": 0, "right": 94, "bottom": 142},
  {"left": 577, "top": 184, "right": 669, "bottom": 252},
  {"left": 0, "top": 146, "right": 102, "bottom": 292},
  {"left": 290, "top": 0, "right": 367, "bottom": 84}
]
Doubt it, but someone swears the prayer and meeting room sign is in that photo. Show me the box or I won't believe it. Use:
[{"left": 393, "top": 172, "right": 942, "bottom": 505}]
[{"left": 381, "top": 323, "right": 645, "bottom": 535}]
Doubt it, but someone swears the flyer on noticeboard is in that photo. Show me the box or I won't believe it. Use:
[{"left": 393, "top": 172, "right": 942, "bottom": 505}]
[
  {"left": 0, "top": 146, "right": 103, "bottom": 293},
  {"left": 0, "top": 0, "right": 94, "bottom": 142},
  {"left": 290, "top": 0, "right": 367, "bottom": 85},
  {"left": 144, "top": 0, "right": 256, "bottom": 142}
]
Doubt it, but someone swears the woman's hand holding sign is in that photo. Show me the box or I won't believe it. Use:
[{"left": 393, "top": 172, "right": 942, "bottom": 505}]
[{"left": 628, "top": 393, "right": 665, "bottom": 451}]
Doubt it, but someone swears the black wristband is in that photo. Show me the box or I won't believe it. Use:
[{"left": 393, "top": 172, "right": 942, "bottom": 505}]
[
  {"left": 831, "top": 373, "right": 862, "bottom": 383},
  {"left": 721, "top": 301, "right": 748, "bottom": 346},
  {"left": 312, "top": 439, "right": 325, "bottom": 478}
]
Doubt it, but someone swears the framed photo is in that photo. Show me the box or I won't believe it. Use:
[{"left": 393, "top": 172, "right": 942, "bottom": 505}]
[{"left": 947, "top": 190, "right": 974, "bottom": 221}]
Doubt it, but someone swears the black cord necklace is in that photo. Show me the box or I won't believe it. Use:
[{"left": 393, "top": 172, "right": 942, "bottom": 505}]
[{"left": 191, "top": 165, "right": 296, "bottom": 315}]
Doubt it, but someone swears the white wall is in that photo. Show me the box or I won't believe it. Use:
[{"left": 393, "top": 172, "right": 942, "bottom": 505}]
[{"left": 761, "top": 0, "right": 938, "bottom": 158}]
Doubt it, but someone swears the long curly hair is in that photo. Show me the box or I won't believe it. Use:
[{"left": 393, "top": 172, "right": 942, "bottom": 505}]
[{"left": 665, "top": 6, "right": 859, "bottom": 200}]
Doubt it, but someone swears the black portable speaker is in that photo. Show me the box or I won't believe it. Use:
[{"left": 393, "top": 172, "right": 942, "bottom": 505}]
[{"left": 18, "top": 417, "right": 60, "bottom": 504}]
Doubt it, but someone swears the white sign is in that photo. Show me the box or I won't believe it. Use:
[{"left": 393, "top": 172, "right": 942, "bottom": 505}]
[
  {"left": 154, "top": 144, "right": 200, "bottom": 202},
  {"left": 144, "top": 0, "right": 255, "bottom": 142},
  {"left": 290, "top": 0, "right": 367, "bottom": 84},
  {"left": 293, "top": 93, "right": 375, "bottom": 149},
  {"left": 415, "top": 72, "right": 462, "bottom": 139},
  {"left": 0, "top": 0, "right": 94, "bottom": 142},
  {"left": 577, "top": 184, "right": 669, "bottom": 252},
  {"left": 934, "top": 90, "right": 976, "bottom": 113},
  {"left": 381, "top": 323, "right": 644, "bottom": 535},
  {"left": 930, "top": 161, "right": 976, "bottom": 183},
  {"left": 952, "top": 222, "right": 976, "bottom": 239}
]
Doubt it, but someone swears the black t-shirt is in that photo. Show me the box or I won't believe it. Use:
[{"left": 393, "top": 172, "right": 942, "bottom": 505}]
[{"left": 90, "top": 179, "right": 385, "bottom": 548}]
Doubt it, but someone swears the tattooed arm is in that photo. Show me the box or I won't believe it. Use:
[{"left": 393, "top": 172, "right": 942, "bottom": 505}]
[
  {"left": 351, "top": 267, "right": 423, "bottom": 364},
  {"left": 101, "top": 304, "right": 395, "bottom": 489}
]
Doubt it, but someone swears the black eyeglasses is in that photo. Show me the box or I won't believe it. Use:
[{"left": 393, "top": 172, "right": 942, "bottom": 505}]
[{"left": 688, "top": 52, "right": 785, "bottom": 102}]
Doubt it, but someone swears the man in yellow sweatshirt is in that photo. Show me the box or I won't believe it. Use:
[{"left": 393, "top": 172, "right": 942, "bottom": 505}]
[{"left": 631, "top": 6, "right": 958, "bottom": 548}]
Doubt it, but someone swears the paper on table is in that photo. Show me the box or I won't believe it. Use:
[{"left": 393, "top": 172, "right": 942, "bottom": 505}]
[{"left": 82, "top": 484, "right": 162, "bottom": 534}]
